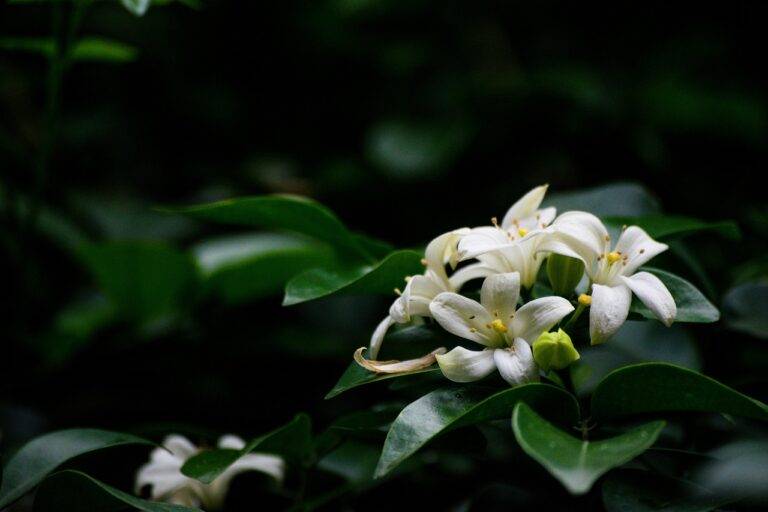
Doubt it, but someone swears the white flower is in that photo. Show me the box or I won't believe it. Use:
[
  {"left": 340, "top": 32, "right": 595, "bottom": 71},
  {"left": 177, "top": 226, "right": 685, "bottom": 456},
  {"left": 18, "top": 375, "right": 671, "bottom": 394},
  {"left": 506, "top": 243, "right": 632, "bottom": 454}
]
[
  {"left": 457, "top": 184, "right": 556, "bottom": 288},
  {"left": 428, "top": 272, "right": 574, "bottom": 385},
  {"left": 540, "top": 211, "right": 677, "bottom": 344},
  {"left": 369, "top": 228, "right": 494, "bottom": 358},
  {"left": 136, "top": 434, "right": 284, "bottom": 510}
]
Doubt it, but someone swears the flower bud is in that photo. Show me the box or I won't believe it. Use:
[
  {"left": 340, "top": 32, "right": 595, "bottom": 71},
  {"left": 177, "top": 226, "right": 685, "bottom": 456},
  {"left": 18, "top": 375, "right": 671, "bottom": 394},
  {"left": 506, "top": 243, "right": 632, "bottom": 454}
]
[
  {"left": 546, "top": 254, "right": 584, "bottom": 297},
  {"left": 532, "top": 329, "right": 580, "bottom": 372}
]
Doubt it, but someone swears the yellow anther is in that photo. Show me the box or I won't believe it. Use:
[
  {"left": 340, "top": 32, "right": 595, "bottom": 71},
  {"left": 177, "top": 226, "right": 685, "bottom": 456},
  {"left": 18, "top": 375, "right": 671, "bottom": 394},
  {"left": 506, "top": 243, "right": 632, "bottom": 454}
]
[
  {"left": 490, "top": 319, "right": 508, "bottom": 333},
  {"left": 420, "top": 258, "right": 428, "bottom": 266},
  {"left": 578, "top": 294, "right": 592, "bottom": 306},
  {"left": 394, "top": 287, "right": 402, "bottom": 296},
  {"left": 518, "top": 227, "right": 529, "bottom": 237},
  {"left": 491, "top": 216, "right": 500, "bottom": 228},
  {"left": 607, "top": 251, "right": 622, "bottom": 264}
]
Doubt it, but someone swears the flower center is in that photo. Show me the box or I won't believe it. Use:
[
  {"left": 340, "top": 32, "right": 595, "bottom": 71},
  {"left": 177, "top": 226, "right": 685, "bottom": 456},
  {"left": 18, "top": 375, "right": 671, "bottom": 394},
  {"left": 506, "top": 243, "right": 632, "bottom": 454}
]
[
  {"left": 517, "top": 227, "right": 528, "bottom": 237},
  {"left": 490, "top": 319, "right": 508, "bottom": 333},
  {"left": 606, "top": 251, "right": 622, "bottom": 264}
]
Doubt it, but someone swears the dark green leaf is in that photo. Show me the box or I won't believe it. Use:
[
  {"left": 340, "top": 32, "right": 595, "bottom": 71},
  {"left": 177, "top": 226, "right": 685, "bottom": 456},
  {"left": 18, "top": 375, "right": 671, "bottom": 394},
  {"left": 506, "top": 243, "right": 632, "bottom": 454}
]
[
  {"left": 325, "top": 361, "right": 440, "bottom": 399},
  {"left": 605, "top": 215, "right": 740, "bottom": 240},
  {"left": 79, "top": 242, "right": 198, "bottom": 322},
  {"left": 544, "top": 183, "right": 660, "bottom": 217},
  {"left": 722, "top": 282, "right": 768, "bottom": 338},
  {"left": 181, "top": 414, "right": 312, "bottom": 484},
  {"left": 375, "top": 384, "right": 579, "bottom": 478},
  {"left": 602, "top": 469, "right": 728, "bottom": 512},
  {"left": 193, "top": 233, "right": 334, "bottom": 303},
  {"left": 0, "top": 37, "right": 138, "bottom": 62},
  {"left": 0, "top": 429, "right": 153, "bottom": 509},
  {"left": 168, "top": 195, "right": 371, "bottom": 261},
  {"left": 591, "top": 363, "right": 768, "bottom": 422},
  {"left": 512, "top": 403, "right": 665, "bottom": 494},
  {"left": 34, "top": 470, "right": 198, "bottom": 511},
  {"left": 283, "top": 250, "right": 423, "bottom": 305},
  {"left": 631, "top": 268, "right": 719, "bottom": 323}
]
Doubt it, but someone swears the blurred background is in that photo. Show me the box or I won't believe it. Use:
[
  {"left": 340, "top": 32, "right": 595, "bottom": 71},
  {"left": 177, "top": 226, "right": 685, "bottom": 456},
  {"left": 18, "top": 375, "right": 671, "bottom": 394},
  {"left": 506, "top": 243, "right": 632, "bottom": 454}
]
[{"left": 2, "top": 1, "right": 767, "bottom": 509}]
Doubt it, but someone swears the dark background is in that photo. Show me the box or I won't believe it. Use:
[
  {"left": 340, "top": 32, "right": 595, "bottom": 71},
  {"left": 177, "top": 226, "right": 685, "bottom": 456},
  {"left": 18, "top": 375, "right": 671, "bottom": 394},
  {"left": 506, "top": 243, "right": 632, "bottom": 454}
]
[{"left": 2, "top": 1, "right": 767, "bottom": 510}]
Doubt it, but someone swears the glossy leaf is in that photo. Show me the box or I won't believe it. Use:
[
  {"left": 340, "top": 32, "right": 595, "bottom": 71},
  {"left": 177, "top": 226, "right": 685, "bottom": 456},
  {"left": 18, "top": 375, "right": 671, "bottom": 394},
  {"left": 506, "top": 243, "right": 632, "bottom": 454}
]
[
  {"left": 34, "top": 470, "right": 198, "bottom": 511},
  {"left": 544, "top": 183, "right": 660, "bottom": 217},
  {"left": 631, "top": 268, "right": 719, "bottom": 323},
  {"left": 722, "top": 282, "right": 768, "bottom": 338},
  {"left": 283, "top": 250, "right": 423, "bottom": 305},
  {"left": 325, "top": 361, "right": 440, "bottom": 399},
  {"left": 193, "top": 233, "right": 333, "bottom": 303},
  {"left": 605, "top": 215, "right": 740, "bottom": 240},
  {"left": 170, "top": 194, "right": 371, "bottom": 261},
  {"left": 79, "top": 242, "right": 198, "bottom": 322},
  {"left": 0, "top": 37, "right": 137, "bottom": 62},
  {"left": 181, "top": 414, "right": 312, "bottom": 484},
  {"left": 512, "top": 403, "right": 665, "bottom": 494},
  {"left": 375, "top": 384, "right": 579, "bottom": 477},
  {"left": 0, "top": 429, "right": 153, "bottom": 509},
  {"left": 591, "top": 363, "right": 768, "bottom": 422}
]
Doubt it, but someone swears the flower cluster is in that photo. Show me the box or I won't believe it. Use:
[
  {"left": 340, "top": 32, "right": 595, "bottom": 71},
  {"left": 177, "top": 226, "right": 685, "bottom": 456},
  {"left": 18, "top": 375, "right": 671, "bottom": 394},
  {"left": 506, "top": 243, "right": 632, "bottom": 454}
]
[
  {"left": 135, "top": 434, "right": 284, "bottom": 510},
  {"left": 356, "top": 185, "right": 677, "bottom": 386}
]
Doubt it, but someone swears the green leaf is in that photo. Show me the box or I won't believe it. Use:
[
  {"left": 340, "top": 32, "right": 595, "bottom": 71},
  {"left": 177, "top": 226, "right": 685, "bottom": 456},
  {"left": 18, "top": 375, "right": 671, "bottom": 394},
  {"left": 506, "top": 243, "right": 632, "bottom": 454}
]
[
  {"left": 722, "top": 282, "right": 768, "bottom": 338},
  {"left": 512, "top": 403, "right": 665, "bottom": 494},
  {"left": 181, "top": 414, "right": 312, "bottom": 484},
  {"left": 591, "top": 362, "right": 768, "bottom": 422},
  {"left": 121, "top": 0, "right": 151, "bottom": 16},
  {"left": 325, "top": 361, "right": 440, "bottom": 399},
  {"left": 0, "top": 429, "right": 153, "bottom": 509},
  {"left": 283, "top": 250, "right": 423, "bottom": 305},
  {"left": 193, "top": 233, "right": 334, "bottom": 303},
  {"left": 602, "top": 469, "right": 729, "bottom": 512},
  {"left": 544, "top": 183, "right": 660, "bottom": 217},
  {"left": 605, "top": 215, "right": 740, "bottom": 240},
  {"left": 0, "top": 37, "right": 138, "bottom": 62},
  {"left": 168, "top": 195, "right": 372, "bottom": 261},
  {"left": 34, "top": 470, "right": 199, "bottom": 511},
  {"left": 375, "top": 384, "right": 579, "bottom": 478},
  {"left": 79, "top": 241, "right": 198, "bottom": 322},
  {"left": 631, "top": 268, "right": 719, "bottom": 323}
]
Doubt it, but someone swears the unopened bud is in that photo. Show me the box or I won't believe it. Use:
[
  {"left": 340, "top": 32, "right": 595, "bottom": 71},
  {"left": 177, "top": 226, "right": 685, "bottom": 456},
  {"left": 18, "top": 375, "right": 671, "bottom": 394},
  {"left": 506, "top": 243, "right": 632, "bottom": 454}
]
[
  {"left": 546, "top": 254, "right": 584, "bottom": 297},
  {"left": 532, "top": 329, "right": 580, "bottom": 372}
]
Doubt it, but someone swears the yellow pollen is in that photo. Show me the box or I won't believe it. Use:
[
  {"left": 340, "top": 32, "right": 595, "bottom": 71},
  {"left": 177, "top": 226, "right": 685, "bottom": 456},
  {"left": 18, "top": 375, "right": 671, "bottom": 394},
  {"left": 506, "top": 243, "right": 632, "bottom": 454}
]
[
  {"left": 607, "top": 251, "right": 622, "bottom": 264},
  {"left": 578, "top": 294, "right": 592, "bottom": 306},
  {"left": 518, "top": 227, "right": 529, "bottom": 237},
  {"left": 490, "top": 319, "right": 508, "bottom": 333}
]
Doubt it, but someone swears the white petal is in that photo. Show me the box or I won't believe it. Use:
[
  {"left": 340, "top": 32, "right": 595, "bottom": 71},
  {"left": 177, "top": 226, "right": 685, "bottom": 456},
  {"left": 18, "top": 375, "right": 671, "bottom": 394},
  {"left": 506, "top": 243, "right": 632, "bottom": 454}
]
[
  {"left": 217, "top": 435, "right": 246, "bottom": 450},
  {"left": 501, "top": 184, "right": 549, "bottom": 229},
  {"left": 429, "top": 292, "right": 502, "bottom": 347},
  {"left": 614, "top": 226, "right": 668, "bottom": 275},
  {"left": 424, "top": 228, "right": 470, "bottom": 274},
  {"left": 369, "top": 315, "right": 395, "bottom": 359},
  {"left": 435, "top": 347, "right": 497, "bottom": 383},
  {"left": 590, "top": 283, "right": 632, "bottom": 344},
  {"left": 493, "top": 339, "right": 540, "bottom": 386},
  {"left": 620, "top": 272, "right": 676, "bottom": 326},
  {"left": 517, "top": 206, "right": 557, "bottom": 232},
  {"left": 392, "top": 273, "right": 446, "bottom": 322},
  {"left": 548, "top": 211, "right": 609, "bottom": 270},
  {"left": 162, "top": 435, "right": 198, "bottom": 459},
  {"left": 354, "top": 347, "right": 446, "bottom": 374},
  {"left": 449, "top": 261, "right": 499, "bottom": 290},
  {"left": 511, "top": 296, "right": 574, "bottom": 344},
  {"left": 135, "top": 456, "right": 187, "bottom": 498},
  {"left": 480, "top": 272, "right": 521, "bottom": 320},
  {"left": 457, "top": 226, "right": 512, "bottom": 261}
]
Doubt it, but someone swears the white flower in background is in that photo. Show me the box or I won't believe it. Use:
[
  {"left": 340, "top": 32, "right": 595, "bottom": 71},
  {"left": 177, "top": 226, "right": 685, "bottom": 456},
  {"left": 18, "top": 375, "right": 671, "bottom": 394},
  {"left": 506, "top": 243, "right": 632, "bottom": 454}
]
[
  {"left": 539, "top": 211, "right": 677, "bottom": 344},
  {"left": 457, "top": 184, "right": 556, "bottom": 288},
  {"left": 369, "top": 228, "right": 495, "bottom": 358},
  {"left": 429, "top": 272, "right": 574, "bottom": 385},
  {"left": 136, "top": 434, "right": 284, "bottom": 511}
]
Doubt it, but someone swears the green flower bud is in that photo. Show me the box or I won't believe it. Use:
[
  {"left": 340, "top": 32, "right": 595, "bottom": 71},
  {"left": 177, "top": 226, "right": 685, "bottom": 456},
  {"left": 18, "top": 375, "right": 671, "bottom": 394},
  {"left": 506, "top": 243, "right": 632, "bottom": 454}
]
[
  {"left": 546, "top": 253, "right": 584, "bottom": 297},
  {"left": 532, "top": 329, "right": 580, "bottom": 372}
]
